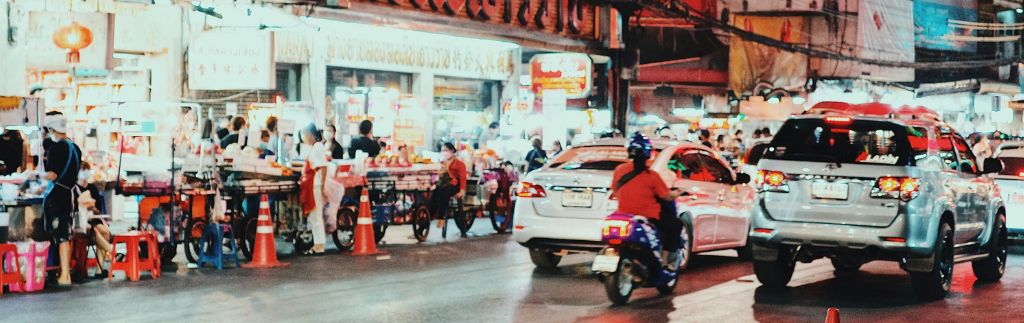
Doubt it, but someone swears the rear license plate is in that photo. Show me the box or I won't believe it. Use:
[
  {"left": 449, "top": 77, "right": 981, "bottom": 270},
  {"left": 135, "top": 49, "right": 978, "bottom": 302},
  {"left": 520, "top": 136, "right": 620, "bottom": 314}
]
[
  {"left": 812, "top": 182, "right": 849, "bottom": 200},
  {"left": 591, "top": 255, "right": 620, "bottom": 272},
  {"left": 562, "top": 191, "right": 593, "bottom": 208}
]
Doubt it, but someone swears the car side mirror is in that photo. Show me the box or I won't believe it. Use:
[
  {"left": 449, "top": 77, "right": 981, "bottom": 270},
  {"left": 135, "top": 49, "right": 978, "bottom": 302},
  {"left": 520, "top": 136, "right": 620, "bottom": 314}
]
[
  {"left": 734, "top": 173, "right": 751, "bottom": 185},
  {"left": 983, "top": 158, "right": 1003, "bottom": 174}
]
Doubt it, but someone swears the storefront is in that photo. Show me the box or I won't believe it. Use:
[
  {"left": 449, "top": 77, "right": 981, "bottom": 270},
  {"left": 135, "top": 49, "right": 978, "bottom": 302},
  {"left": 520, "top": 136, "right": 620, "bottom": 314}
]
[{"left": 301, "top": 0, "right": 620, "bottom": 157}]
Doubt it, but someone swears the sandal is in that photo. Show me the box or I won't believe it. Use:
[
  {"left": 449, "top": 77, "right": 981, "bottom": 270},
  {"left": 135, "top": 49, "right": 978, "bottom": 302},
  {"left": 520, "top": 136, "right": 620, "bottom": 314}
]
[{"left": 303, "top": 249, "right": 325, "bottom": 257}]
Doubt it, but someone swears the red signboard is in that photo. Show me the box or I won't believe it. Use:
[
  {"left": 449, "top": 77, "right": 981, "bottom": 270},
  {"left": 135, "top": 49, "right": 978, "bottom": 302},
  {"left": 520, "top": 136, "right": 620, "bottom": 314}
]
[
  {"left": 529, "top": 53, "right": 592, "bottom": 99},
  {"left": 636, "top": 0, "right": 715, "bottom": 28}
]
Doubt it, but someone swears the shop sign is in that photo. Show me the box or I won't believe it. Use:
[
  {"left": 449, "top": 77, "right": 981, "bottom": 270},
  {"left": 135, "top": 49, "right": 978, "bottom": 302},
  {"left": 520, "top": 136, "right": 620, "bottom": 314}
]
[
  {"left": 26, "top": 12, "right": 114, "bottom": 71},
  {"left": 274, "top": 31, "right": 312, "bottom": 64},
  {"left": 187, "top": 31, "right": 275, "bottom": 90},
  {"left": 347, "top": 0, "right": 597, "bottom": 39},
  {"left": 915, "top": 0, "right": 977, "bottom": 52},
  {"left": 530, "top": 53, "right": 592, "bottom": 99},
  {"left": 0, "top": 97, "right": 43, "bottom": 126},
  {"left": 324, "top": 32, "right": 514, "bottom": 80}
]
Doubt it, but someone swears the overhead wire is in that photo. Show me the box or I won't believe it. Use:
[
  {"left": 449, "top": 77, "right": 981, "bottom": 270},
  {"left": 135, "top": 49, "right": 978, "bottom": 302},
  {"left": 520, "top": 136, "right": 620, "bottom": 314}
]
[{"left": 645, "top": 0, "right": 1023, "bottom": 69}]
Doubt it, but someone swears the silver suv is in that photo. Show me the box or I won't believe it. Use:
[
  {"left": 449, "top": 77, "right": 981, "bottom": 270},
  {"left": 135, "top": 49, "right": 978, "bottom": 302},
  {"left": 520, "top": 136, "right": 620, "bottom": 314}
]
[{"left": 748, "top": 108, "right": 1008, "bottom": 299}]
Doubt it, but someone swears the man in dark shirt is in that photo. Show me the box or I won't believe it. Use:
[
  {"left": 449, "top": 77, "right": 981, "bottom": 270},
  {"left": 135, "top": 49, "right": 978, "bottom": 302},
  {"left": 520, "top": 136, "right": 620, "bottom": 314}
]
[
  {"left": 525, "top": 138, "right": 547, "bottom": 173},
  {"left": 348, "top": 120, "right": 381, "bottom": 158},
  {"left": 0, "top": 130, "right": 27, "bottom": 175},
  {"left": 41, "top": 113, "right": 81, "bottom": 286},
  {"left": 216, "top": 115, "right": 232, "bottom": 140},
  {"left": 219, "top": 116, "right": 247, "bottom": 148}
]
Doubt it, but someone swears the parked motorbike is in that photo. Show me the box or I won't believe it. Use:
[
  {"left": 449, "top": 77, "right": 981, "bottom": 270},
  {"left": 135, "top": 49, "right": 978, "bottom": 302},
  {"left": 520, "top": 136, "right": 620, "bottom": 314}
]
[{"left": 592, "top": 212, "right": 683, "bottom": 305}]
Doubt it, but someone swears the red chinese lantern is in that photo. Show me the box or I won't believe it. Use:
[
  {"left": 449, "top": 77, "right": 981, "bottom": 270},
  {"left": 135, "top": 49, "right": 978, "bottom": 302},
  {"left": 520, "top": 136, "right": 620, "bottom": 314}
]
[{"left": 52, "top": 21, "right": 93, "bottom": 64}]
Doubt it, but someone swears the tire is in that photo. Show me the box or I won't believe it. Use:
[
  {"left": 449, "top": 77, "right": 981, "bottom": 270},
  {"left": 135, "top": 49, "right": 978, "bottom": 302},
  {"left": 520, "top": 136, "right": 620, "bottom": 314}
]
[
  {"left": 603, "top": 260, "right": 634, "bottom": 305},
  {"left": 184, "top": 218, "right": 207, "bottom": 263},
  {"left": 830, "top": 257, "right": 863, "bottom": 275},
  {"left": 736, "top": 242, "right": 753, "bottom": 261},
  {"left": 753, "top": 246, "right": 796, "bottom": 288},
  {"left": 240, "top": 216, "right": 259, "bottom": 260},
  {"left": 678, "top": 220, "right": 693, "bottom": 271},
  {"left": 529, "top": 248, "right": 562, "bottom": 269},
  {"left": 332, "top": 208, "right": 357, "bottom": 251},
  {"left": 454, "top": 208, "right": 476, "bottom": 237},
  {"left": 159, "top": 241, "right": 177, "bottom": 266},
  {"left": 489, "top": 196, "right": 513, "bottom": 233},
  {"left": 911, "top": 222, "right": 954, "bottom": 300},
  {"left": 411, "top": 205, "right": 432, "bottom": 242},
  {"left": 973, "top": 215, "right": 1007, "bottom": 282}
]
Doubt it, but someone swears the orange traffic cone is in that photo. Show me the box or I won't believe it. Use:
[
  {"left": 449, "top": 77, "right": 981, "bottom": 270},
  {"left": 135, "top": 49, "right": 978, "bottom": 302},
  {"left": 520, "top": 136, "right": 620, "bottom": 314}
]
[
  {"left": 824, "top": 307, "right": 840, "bottom": 323},
  {"left": 352, "top": 188, "right": 379, "bottom": 256},
  {"left": 242, "top": 194, "right": 289, "bottom": 268}
]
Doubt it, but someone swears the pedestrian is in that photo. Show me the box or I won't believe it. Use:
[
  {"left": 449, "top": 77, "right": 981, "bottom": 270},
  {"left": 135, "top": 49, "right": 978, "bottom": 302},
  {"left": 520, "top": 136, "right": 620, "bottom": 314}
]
[
  {"left": 0, "top": 129, "right": 31, "bottom": 175},
  {"left": 752, "top": 129, "right": 762, "bottom": 140},
  {"left": 973, "top": 136, "right": 993, "bottom": 162},
  {"left": 525, "top": 137, "right": 548, "bottom": 173},
  {"left": 76, "top": 162, "right": 112, "bottom": 278},
  {"left": 428, "top": 143, "right": 467, "bottom": 232},
  {"left": 761, "top": 127, "right": 773, "bottom": 140},
  {"left": 265, "top": 116, "right": 279, "bottom": 152},
  {"left": 478, "top": 122, "right": 500, "bottom": 149},
  {"left": 40, "top": 113, "right": 81, "bottom": 286},
  {"left": 550, "top": 140, "right": 563, "bottom": 158},
  {"left": 700, "top": 129, "right": 712, "bottom": 148},
  {"left": 219, "top": 115, "right": 247, "bottom": 148},
  {"left": 298, "top": 123, "right": 327, "bottom": 256},
  {"left": 348, "top": 120, "right": 381, "bottom": 158},
  {"left": 216, "top": 115, "right": 232, "bottom": 140},
  {"left": 324, "top": 124, "right": 345, "bottom": 160},
  {"left": 714, "top": 135, "right": 726, "bottom": 152}
]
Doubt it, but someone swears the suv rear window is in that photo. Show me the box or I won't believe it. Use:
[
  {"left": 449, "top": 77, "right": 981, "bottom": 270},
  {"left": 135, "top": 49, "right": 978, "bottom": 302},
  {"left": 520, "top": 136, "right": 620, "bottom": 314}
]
[
  {"left": 548, "top": 146, "right": 632, "bottom": 171},
  {"left": 764, "top": 118, "right": 919, "bottom": 166}
]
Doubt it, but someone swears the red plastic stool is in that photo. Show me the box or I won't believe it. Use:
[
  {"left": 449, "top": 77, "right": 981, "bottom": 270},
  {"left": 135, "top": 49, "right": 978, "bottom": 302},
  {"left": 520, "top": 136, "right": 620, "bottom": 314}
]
[
  {"left": 108, "top": 232, "right": 160, "bottom": 282},
  {"left": 0, "top": 243, "right": 24, "bottom": 294}
]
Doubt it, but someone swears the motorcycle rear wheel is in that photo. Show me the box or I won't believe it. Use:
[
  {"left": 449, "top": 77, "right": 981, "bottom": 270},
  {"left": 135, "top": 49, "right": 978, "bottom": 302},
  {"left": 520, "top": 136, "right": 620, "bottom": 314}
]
[{"left": 603, "top": 260, "right": 634, "bottom": 305}]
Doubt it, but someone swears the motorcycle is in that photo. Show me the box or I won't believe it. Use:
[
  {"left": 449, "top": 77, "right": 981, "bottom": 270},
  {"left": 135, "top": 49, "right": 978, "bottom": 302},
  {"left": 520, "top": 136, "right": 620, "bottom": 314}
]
[{"left": 592, "top": 212, "right": 683, "bottom": 305}]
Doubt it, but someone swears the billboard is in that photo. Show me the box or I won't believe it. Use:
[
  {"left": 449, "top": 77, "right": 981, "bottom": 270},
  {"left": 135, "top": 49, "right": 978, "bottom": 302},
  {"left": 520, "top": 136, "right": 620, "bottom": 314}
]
[
  {"left": 914, "top": 0, "right": 978, "bottom": 52},
  {"left": 728, "top": 15, "right": 809, "bottom": 94},
  {"left": 187, "top": 31, "right": 275, "bottom": 90}
]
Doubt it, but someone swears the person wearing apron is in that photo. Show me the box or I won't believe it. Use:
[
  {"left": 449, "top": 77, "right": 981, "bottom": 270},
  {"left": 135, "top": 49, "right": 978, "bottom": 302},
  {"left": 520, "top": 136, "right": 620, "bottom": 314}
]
[
  {"left": 41, "top": 114, "right": 81, "bottom": 286},
  {"left": 298, "top": 123, "right": 328, "bottom": 255}
]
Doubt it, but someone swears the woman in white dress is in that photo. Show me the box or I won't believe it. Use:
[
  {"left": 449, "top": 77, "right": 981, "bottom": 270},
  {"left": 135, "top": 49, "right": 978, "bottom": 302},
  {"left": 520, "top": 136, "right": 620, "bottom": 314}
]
[{"left": 299, "top": 124, "right": 328, "bottom": 255}]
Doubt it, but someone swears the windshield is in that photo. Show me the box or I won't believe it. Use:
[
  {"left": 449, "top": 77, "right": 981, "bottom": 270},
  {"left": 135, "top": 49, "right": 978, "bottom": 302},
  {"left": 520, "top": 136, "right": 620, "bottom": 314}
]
[
  {"left": 998, "top": 156, "right": 1024, "bottom": 177},
  {"left": 548, "top": 146, "right": 658, "bottom": 171},
  {"left": 763, "top": 118, "right": 919, "bottom": 166}
]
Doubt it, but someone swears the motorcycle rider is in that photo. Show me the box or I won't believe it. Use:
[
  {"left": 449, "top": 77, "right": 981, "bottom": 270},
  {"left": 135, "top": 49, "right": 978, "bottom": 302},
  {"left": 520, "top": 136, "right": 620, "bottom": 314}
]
[{"left": 610, "top": 132, "right": 684, "bottom": 270}]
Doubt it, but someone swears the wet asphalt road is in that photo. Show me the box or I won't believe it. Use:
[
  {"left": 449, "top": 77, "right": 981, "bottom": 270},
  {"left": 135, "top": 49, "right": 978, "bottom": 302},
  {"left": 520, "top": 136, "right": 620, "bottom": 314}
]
[{"left": 1, "top": 223, "right": 1022, "bottom": 323}]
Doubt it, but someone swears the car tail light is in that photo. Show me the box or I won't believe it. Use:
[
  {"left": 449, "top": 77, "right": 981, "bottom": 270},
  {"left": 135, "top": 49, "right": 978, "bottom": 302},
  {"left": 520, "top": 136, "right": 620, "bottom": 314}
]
[
  {"left": 871, "top": 176, "right": 920, "bottom": 201},
  {"left": 753, "top": 228, "right": 774, "bottom": 234},
  {"left": 756, "top": 170, "right": 790, "bottom": 193},
  {"left": 602, "top": 219, "right": 632, "bottom": 242},
  {"left": 517, "top": 182, "right": 547, "bottom": 198}
]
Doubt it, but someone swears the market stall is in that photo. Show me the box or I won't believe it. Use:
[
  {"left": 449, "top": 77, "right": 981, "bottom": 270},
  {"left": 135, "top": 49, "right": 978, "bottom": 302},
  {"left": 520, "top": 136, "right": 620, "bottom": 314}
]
[{"left": 0, "top": 96, "right": 45, "bottom": 242}]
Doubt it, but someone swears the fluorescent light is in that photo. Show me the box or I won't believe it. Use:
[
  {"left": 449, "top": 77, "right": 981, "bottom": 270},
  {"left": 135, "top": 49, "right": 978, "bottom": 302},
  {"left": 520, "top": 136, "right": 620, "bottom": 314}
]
[{"left": 792, "top": 96, "right": 806, "bottom": 105}]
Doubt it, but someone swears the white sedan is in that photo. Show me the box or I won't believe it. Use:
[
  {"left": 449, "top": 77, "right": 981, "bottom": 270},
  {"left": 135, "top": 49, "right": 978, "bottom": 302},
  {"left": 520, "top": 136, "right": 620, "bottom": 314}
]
[
  {"left": 512, "top": 138, "right": 756, "bottom": 270},
  {"left": 995, "top": 142, "right": 1024, "bottom": 237}
]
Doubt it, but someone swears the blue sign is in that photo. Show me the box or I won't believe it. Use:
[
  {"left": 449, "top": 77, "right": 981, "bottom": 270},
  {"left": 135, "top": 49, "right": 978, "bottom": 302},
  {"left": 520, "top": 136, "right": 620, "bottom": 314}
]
[{"left": 914, "top": 0, "right": 977, "bottom": 52}]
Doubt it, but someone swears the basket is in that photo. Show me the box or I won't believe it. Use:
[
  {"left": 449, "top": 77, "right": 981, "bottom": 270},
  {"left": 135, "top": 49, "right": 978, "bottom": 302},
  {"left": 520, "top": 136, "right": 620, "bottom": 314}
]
[{"left": 3, "top": 241, "right": 50, "bottom": 293}]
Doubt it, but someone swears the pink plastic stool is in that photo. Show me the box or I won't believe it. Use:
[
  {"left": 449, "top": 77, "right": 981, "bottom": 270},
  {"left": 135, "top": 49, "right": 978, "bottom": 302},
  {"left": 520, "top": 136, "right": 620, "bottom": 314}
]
[{"left": 3, "top": 241, "right": 50, "bottom": 293}]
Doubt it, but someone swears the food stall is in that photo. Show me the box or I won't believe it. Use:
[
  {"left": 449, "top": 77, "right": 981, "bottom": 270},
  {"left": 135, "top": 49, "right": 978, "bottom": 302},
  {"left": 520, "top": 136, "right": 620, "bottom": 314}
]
[{"left": 0, "top": 96, "right": 45, "bottom": 242}]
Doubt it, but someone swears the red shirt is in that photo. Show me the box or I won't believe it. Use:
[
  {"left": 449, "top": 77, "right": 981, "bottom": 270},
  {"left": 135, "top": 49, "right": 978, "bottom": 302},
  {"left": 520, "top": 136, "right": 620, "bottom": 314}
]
[
  {"left": 611, "top": 163, "right": 669, "bottom": 219},
  {"left": 445, "top": 159, "right": 468, "bottom": 192}
]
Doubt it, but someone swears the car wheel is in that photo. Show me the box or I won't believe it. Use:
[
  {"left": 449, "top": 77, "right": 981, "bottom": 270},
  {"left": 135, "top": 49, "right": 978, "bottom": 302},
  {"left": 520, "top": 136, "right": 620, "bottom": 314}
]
[
  {"left": 678, "top": 220, "right": 693, "bottom": 271},
  {"left": 529, "top": 248, "right": 561, "bottom": 269},
  {"left": 753, "top": 246, "right": 796, "bottom": 288},
  {"left": 911, "top": 222, "right": 954, "bottom": 300},
  {"left": 973, "top": 214, "right": 1007, "bottom": 282},
  {"left": 736, "top": 241, "right": 753, "bottom": 261}
]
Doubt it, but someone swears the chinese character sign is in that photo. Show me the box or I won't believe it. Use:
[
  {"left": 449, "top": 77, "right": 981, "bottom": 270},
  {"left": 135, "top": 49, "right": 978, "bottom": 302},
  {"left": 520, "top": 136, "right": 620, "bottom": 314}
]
[{"left": 187, "top": 31, "right": 275, "bottom": 90}]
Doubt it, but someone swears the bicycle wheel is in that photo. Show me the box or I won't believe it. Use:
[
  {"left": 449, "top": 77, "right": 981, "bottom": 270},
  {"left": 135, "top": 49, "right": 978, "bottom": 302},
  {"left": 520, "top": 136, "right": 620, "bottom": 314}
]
[
  {"left": 411, "top": 205, "right": 431, "bottom": 242},
  {"left": 488, "top": 196, "right": 513, "bottom": 234},
  {"left": 452, "top": 200, "right": 474, "bottom": 237},
  {"left": 240, "top": 215, "right": 258, "bottom": 260},
  {"left": 184, "top": 217, "right": 207, "bottom": 263},
  {"left": 333, "top": 207, "right": 357, "bottom": 251}
]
